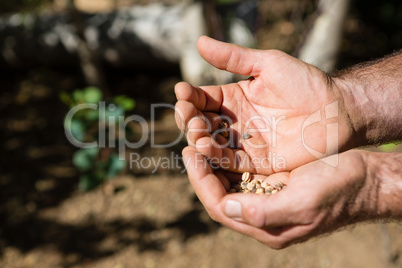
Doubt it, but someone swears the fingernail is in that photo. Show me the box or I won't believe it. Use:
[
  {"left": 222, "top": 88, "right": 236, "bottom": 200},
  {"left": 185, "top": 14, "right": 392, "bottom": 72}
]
[{"left": 224, "top": 200, "right": 242, "bottom": 221}]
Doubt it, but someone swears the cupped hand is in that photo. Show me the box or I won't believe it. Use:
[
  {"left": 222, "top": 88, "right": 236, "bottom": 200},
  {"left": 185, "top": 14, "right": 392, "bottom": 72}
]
[
  {"left": 175, "top": 36, "right": 355, "bottom": 175},
  {"left": 182, "top": 146, "right": 376, "bottom": 249}
]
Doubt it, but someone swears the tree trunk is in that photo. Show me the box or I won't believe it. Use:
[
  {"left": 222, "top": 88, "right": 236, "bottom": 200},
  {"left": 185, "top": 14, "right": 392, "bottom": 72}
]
[
  {"left": 298, "top": 0, "right": 350, "bottom": 72},
  {"left": 0, "top": 2, "right": 256, "bottom": 85}
]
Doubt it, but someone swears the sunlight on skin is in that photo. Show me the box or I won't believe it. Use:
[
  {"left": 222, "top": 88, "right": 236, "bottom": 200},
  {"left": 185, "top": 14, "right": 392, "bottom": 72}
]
[
  {"left": 175, "top": 36, "right": 402, "bottom": 250},
  {"left": 182, "top": 146, "right": 386, "bottom": 249},
  {"left": 175, "top": 36, "right": 354, "bottom": 175}
]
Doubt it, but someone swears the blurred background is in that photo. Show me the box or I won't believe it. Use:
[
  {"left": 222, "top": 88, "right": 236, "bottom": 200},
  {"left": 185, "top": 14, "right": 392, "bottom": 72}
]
[{"left": 0, "top": 0, "right": 401, "bottom": 267}]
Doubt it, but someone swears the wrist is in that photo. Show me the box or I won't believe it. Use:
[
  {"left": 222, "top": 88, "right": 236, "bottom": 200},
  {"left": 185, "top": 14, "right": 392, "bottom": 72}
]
[
  {"left": 367, "top": 152, "right": 402, "bottom": 220},
  {"left": 346, "top": 151, "right": 402, "bottom": 222},
  {"left": 331, "top": 52, "right": 402, "bottom": 146},
  {"left": 331, "top": 77, "right": 367, "bottom": 148}
]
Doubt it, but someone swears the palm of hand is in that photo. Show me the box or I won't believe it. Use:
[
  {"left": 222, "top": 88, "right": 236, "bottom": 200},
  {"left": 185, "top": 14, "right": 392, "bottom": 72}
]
[
  {"left": 197, "top": 53, "right": 346, "bottom": 174},
  {"left": 175, "top": 36, "right": 351, "bottom": 175}
]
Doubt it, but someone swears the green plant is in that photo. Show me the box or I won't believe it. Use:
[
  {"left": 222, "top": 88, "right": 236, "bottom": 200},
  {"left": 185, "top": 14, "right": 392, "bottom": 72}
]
[
  {"left": 379, "top": 142, "right": 400, "bottom": 152},
  {"left": 61, "top": 87, "right": 135, "bottom": 191}
]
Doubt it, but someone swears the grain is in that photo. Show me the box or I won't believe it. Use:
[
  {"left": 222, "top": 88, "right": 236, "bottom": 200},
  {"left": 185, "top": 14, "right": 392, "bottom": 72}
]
[
  {"left": 241, "top": 172, "right": 251, "bottom": 182},
  {"left": 219, "top": 121, "right": 229, "bottom": 138},
  {"left": 242, "top": 133, "right": 251, "bottom": 139},
  {"left": 228, "top": 175, "right": 287, "bottom": 196}
]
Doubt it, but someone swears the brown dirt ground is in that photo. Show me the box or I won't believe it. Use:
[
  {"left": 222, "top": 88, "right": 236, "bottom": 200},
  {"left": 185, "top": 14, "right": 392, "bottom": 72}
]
[{"left": 2, "top": 173, "right": 402, "bottom": 268}]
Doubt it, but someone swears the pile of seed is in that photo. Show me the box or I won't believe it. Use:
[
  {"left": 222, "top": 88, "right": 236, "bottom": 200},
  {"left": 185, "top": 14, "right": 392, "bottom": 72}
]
[
  {"left": 228, "top": 172, "right": 286, "bottom": 195},
  {"left": 218, "top": 120, "right": 283, "bottom": 195}
]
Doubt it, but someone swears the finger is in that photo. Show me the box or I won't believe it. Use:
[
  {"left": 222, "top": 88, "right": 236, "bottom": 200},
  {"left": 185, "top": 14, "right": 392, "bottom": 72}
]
[
  {"left": 197, "top": 36, "right": 263, "bottom": 76},
  {"left": 264, "top": 172, "right": 291, "bottom": 187},
  {"left": 195, "top": 136, "right": 258, "bottom": 173},
  {"left": 215, "top": 170, "right": 231, "bottom": 191},
  {"left": 187, "top": 111, "right": 223, "bottom": 139},
  {"left": 182, "top": 147, "right": 227, "bottom": 211},
  {"left": 186, "top": 115, "right": 210, "bottom": 147},
  {"left": 175, "top": 82, "right": 223, "bottom": 112},
  {"left": 185, "top": 111, "right": 227, "bottom": 147},
  {"left": 175, "top": 100, "right": 198, "bottom": 132},
  {"left": 175, "top": 100, "right": 214, "bottom": 134},
  {"left": 221, "top": 171, "right": 274, "bottom": 185},
  {"left": 175, "top": 82, "right": 206, "bottom": 110},
  {"left": 183, "top": 148, "right": 314, "bottom": 248},
  {"left": 221, "top": 183, "right": 311, "bottom": 229},
  {"left": 216, "top": 192, "right": 314, "bottom": 249},
  {"left": 203, "top": 112, "right": 223, "bottom": 132},
  {"left": 220, "top": 170, "right": 242, "bottom": 184}
]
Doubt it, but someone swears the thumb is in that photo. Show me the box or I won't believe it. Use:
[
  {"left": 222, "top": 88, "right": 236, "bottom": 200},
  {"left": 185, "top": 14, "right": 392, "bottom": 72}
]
[
  {"left": 222, "top": 191, "right": 302, "bottom": 229},
  {"left": 197, "top": 36, "right": 262, "bottom": 76}
]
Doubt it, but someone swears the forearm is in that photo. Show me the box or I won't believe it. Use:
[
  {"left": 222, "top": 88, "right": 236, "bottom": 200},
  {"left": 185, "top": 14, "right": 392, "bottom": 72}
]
[
  {"left": 332, "top": 51, "right": 402, "bottom": 146},
  {"left": 368, "top": 152, "right": 402, "bottom": 219},
  {"left": 350, "top": 151, "right": 402, "bottom": 222}
]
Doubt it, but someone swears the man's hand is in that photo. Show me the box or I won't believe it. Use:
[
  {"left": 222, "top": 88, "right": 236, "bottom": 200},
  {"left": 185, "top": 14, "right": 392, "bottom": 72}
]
[
  {"left": 175, "top": 37, "right": 402, "bottom": 249},
  {"left": 175, "top": 36, "right": 356, "bottom": 174},
  {"left": 182, "top": 147, "right": 402, "bottom": 249}
]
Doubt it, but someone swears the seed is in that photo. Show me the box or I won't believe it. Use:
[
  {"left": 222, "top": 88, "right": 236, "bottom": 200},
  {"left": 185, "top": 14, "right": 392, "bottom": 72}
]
[
  {"left": 242, "top": 133, "right": 251, "bottom": 139},
  {"left": 256, "top": 187, "right": 264, "bottom": 195},
  {"left": 240, "top": 181, "right": 248, "bottom": 189},
  {"left": 282, "top": 185, "right": 287, "bottom": 190},
  {"left": 265, "top": 185, "right": 274, "bottom": 193},
  {"left": 246, "top": 183, "right": 255, "bottom": 191},
  {"left": 234, "top": 184, "right": 242, "bottom": 191},
  {"left": 219, "top": 121, "right": 229, "bottom": 138},
  {"left": 221, "top": 130, "right": 229, "bottom": 138},
  {"left": 235, "top": 176, "right": 286, "bottom": 195},
  {"left": 241, "top": 172, "right": 251, "bottom": 182},
  {"left": 275, "top": 181, "right": 284, "bottom": 189},
  {"left": 219, "top": 121, "right": 228, "bottom": 129}
]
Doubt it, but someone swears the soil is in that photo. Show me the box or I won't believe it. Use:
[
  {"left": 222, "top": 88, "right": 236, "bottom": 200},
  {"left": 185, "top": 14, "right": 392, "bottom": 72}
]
[
  {"left": 1, "top": 173, "right": 402, "bottom": 268},
  {"left": 1, "top": 1, "right": 402, "bottom": 267},
  {"left": 1, "top": 61, "right": 401, "bottom": 268}
]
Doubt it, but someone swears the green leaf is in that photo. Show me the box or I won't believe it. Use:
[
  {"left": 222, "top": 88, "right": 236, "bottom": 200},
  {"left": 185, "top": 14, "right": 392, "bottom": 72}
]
[
  {"left": 114, "top": 95, "right": 136, "bottom": 111},
  {"left": 93, "top": 167, "right": 107, "bottom": 181},
  {"left": 85, "top": 146, "right": 100, "bottom": 158},
  {"left": 216, "top": 0, "right": 237, "bottom": 4},
  {"left": 73, "top": 150, "right": 92, "bottom": 171},
  {"left": 66, "top": 119, "right": 85, "bottom": 142},
  {"left": 85, "top": 109, "right": 99, "bottom": 121},
  {"left": 105, "top": 104, "right": 124, "bottom": 121},
  {"left": 72, "top": 147, "right": 99, "bottom": 171},
  {"left": 106, "top": 153, "right": 126, "bottom": 178},
  {"left": 79, "top": 174, "right": 100, "bottom": 191},
  {"left": 60, "top": 91, "right": 73, "bottom": 107},
  {"left": 379, "top": 143, "right": 399, "bottom": 152},
  {"left": 72, "top": 90, "right": 85, "bottom": 103},
  {"left": 83, "top": 87, "right": 103, "bottom": 104}
]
